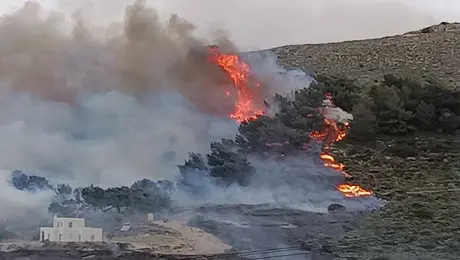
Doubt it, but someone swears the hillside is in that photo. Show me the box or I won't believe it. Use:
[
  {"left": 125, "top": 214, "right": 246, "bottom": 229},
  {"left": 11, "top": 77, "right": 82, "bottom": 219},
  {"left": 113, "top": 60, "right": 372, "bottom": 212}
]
[
  {"left": 1, "top": 19, "right": 459, "bottom": 260},
  {"left": 270, "top": 22, "right": 460, "bottom": 260},
  {"left": 273, "top": 22, "right": 460, "bottom": 90}
]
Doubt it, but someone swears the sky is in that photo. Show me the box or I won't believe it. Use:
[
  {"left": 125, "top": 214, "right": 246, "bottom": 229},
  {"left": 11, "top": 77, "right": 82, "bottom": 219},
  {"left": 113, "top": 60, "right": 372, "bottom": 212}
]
[{"left": 0, "top": 0, "right": 459, "bottom": 50}]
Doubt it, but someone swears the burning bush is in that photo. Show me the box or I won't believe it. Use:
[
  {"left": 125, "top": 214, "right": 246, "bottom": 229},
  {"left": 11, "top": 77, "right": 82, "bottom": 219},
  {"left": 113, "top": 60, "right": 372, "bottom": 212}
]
[
  {"left": 317, "top": 73, "right": 460, "bottom": 139},
  {"left": 13, "top": 67, "right": 457, "bottom": 216},
  {"left": 12, "top": 41, "right": 455, "bottom": 215}
]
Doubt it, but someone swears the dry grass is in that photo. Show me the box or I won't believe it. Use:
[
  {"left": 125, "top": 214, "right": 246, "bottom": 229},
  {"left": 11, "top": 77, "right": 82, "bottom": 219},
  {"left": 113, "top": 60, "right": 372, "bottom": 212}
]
[
  {"left": 270, "top": 25, "right": 460, "bottom": 259},
  {"left": 328, "top": 136, "right": 460, "bottom": 259},
  {"left": 272, "top": 23, "right": 460, "bottom": 91},
  {"left": 112, "top": 220, "right": 231, "bottom": 255}
]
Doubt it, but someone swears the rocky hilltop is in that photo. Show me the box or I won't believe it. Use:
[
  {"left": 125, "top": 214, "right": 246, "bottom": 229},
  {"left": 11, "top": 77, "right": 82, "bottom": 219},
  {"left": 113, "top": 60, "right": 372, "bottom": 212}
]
[
  {"left": 405, "top": 22, "right": 460, "bottom": 35},
  {"left": 272, "top": 22, "right": 460, "bottom": 90}
]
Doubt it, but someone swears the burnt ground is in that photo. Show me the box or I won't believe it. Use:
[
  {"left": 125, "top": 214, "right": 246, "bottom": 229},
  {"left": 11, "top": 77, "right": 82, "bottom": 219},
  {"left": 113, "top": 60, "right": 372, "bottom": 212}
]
[
  {"left": 0, "top": 155, "right": 386, "bottom": 260},
  {"left": 0, "top": 206, "right": 372, "bottom": 260},
  {"left": 3, "top": 141, "right": 458, "bottom": 260},
  {"left": 187, "top": 204, "right": 371, "bottom": 260},
  {"left": 0, "top": 250, "right": 239, "bottom": 260}
]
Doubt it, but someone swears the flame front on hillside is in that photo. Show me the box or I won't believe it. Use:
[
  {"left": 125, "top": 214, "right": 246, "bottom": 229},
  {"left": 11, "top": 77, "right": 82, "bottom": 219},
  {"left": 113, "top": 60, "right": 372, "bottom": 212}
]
[
  {"left": 209, "top": 47, "right": 373, "bottom": 198},
  {"left": 312, "top": 94, "right": 374, "bottom": 198}
]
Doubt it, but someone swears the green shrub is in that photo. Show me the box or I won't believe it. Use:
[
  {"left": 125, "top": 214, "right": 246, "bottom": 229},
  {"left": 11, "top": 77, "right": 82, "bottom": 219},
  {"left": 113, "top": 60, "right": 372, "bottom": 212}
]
[
  {"left": 207, "top": 139, "right": 254, "bottom": 186},
  {"left": 311, "top": 75, "right": 362, "bottom": 111},
  {"left": 380, "top": 74, "right": 460, "bottom": 133},
  {"left": 369, "top": 74, "right": 460, "bottom": 135},
  {"left": 348, "top": 102, "right": 378, "bottom": 141}
]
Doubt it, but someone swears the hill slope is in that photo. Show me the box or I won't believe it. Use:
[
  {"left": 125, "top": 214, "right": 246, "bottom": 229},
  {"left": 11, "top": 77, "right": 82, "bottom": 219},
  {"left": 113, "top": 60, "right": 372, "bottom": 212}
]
[
  {"left": 272, "top": 22, "right": 460, "bottom": 90},
  {"left": 269, "top": 23, "right": 460, "bottom": 260}
]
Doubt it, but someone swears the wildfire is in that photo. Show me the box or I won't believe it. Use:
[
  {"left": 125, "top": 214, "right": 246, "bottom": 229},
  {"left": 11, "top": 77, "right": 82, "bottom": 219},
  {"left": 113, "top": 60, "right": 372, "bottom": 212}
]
[
  {"left": 337, "top": 184, "right": 374, "bottom": 198},
  {"left": 319, "top": 153, "right": 351, "bottom": 178},
  {"left": 311, "top": 93, "right": 373, "bottom": 198},
  {"left": 208, "top": 47, "right": 264, "bottom": 122},
  {"left": 208, "top": 47, "right": 372, "bottom": 198}
]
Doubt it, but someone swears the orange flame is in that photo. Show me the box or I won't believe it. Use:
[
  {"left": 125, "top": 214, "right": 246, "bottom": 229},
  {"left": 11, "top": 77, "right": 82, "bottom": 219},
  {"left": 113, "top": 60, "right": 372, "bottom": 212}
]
[
  {"left": 337, "top": 184, "right": 374, "bottom": 198},
  {"left": 311, "top": 93, "right": 373, "bottom": 198},
  {"left": 319, "top": 153, "right": 351, "bottom": 178},
  {"left": 208, "top": 50, "right": 372, "bottom": 198},
  {"left": 208, "top": 47, "right": 264, "bottom": 122}
]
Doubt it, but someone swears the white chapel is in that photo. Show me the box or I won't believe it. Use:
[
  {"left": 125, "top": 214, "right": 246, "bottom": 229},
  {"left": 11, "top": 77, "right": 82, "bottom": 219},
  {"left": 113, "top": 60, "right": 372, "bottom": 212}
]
[{"left": 39, "top": 216, "right": 103, "bottom": 242}]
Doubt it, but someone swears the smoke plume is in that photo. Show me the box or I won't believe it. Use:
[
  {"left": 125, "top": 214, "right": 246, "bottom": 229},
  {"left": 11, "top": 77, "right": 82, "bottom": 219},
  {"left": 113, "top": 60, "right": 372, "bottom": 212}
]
[
  {"left": 0, "top": 0, "right": 258, "bottom": 219},
  {"left": 0, "top": 0, "right": 400, "bottom": 221}
]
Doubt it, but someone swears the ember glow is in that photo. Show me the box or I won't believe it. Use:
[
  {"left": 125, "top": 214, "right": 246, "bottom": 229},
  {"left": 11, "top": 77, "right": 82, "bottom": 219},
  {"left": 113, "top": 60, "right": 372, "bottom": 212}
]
[
  {"left": 208, "top": 47, "right": 264, "bottom": 122},
  {"left": 311, "top": 93, "right": 373, "bottom": 198}
]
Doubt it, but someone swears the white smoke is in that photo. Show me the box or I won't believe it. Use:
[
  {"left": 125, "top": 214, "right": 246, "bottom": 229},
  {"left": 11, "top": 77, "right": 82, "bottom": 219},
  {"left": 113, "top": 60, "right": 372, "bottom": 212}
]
[
  {"left": 0, "top": 0, "right": 420, "bottom": 220},
  {"left": 0, "top": 1, "right": 321, "bottom": 221},
  {"left": 0, "top": 170, "right": 55, "bottom": 221},
  {"left": 323, "top": 99, "right": 354, "bottom": 123},
  {"left": 0, "top": 88, "right": 238, "bottom": 187},
  {"left": 171, "top": 154, "right": 383, "bottom": 214},
  {"left": 0, "top": 1, "right": 246, "bottom": 220}
]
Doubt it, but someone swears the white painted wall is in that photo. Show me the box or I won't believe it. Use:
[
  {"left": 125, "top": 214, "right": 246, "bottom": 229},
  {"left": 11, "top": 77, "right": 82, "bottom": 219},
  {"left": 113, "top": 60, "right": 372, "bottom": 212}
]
[{"left": 39, "top": 216, "right": 103, "bottom": 242}]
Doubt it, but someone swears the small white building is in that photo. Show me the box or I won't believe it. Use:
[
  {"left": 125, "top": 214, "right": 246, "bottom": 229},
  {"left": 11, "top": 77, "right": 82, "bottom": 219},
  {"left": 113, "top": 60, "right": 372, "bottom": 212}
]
[{"left": 39, "top": 216, "right": 103, "bottom": 242}]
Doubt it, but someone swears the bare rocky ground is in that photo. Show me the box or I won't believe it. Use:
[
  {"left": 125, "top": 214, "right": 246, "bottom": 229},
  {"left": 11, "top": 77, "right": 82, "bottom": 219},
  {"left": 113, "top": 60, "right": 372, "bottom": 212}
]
[{"left": 272, "top": 22, "right": 460, "bottom": 91}]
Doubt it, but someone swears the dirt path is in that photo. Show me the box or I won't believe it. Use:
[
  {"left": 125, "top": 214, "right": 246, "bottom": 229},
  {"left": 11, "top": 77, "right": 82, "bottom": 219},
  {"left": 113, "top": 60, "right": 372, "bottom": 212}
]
[{"left": 112, "top": 220, "right": 231, "bottom": 255}]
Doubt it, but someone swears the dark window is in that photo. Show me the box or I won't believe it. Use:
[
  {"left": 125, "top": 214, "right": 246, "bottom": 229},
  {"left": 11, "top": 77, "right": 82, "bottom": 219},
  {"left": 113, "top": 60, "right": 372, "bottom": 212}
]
[{"left": 68, "top": 222, "right": 72, "bottom": 228}]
